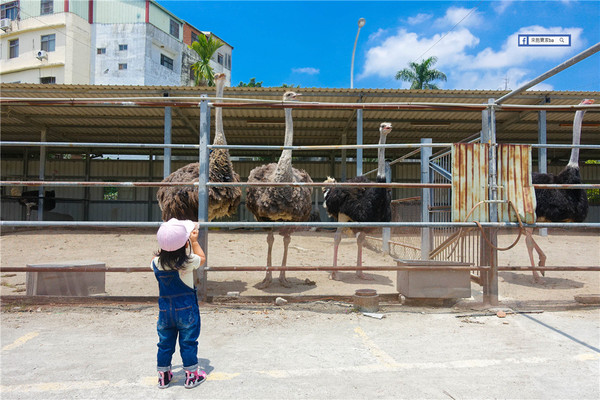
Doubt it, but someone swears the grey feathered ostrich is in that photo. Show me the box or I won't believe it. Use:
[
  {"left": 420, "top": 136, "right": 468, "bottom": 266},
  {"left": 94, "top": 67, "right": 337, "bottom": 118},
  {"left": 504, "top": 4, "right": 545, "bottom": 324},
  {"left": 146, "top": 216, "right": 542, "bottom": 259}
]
[
  {"left": 323, "top": 122, "right": 393, "bottom": 280},
  {"left": 526, "top": 99, "right": 594, "bottom": 282},
  {"left": 245, "top": 91, "right": 313, "bottom": 288},
  {"left": 157, "top": 73, "right": 241, "bottom": 221}
]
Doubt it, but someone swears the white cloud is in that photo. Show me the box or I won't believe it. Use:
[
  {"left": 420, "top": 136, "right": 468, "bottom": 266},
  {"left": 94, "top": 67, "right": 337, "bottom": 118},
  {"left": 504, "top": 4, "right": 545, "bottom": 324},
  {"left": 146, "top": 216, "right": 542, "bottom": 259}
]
[
  {"left": 449, "top": 68, "right": 553, "bottom": 91},
  {"left": 435, "top": 7, "right": 483, "bottom": 28},
  {"left": 292, "top": 67, "right": 320, "bottom": 75},
  {"left": 466, "top": 26, "right": 584, "bottom": 70},
  {"left": 407, "top": 13, "right": 432, "bottom": 25},
  {"left": 493, "top": 0, "right": 514, "bottom": 14},
  {"left": 359, "top": 27, "right": 479, "bottom": 80}
]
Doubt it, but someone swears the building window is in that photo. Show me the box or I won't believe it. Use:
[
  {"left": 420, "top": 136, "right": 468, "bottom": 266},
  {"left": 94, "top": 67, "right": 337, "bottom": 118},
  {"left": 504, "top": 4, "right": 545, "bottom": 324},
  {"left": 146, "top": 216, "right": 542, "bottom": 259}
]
[
  {"left": 9, "top": 39, "right": 18, "bottom": 59},
  {"left": 118, "top": 63, "right": 127, "bottom": 70},
  {"left": 217, "top": 53, "right": 223, "bottom": 65},
  {"left": 191, "top": 32, "right": 198, "bottom": 44},
  {"left": 169, "top": 19, "right": 179, "bottom": 38},
  {"left": 190, "top": 66, "right": 195, "bottom": 82},
  {"left": 40, "top": 76, "right": 56, "bottom": 84},
  {"left": 97, "top": 48, "right": 106, "bottom": 55},
  {"left": 41, "top": 34, "right": 55, "bottom": 52},
  {"left": 1, "top": 1, "right": 19, "bottom": 20},
  {"left": 160, "top": 54, "right": 173, "bottom": 70},
  {"left": 226, "top": 54, "right": 231, "bottom": 69},
  {"left": 40, "top": 0, "right": 53, "bottom": 15},
  {"left": 118, "top": 44, "right": 127, "bottom": 51}
]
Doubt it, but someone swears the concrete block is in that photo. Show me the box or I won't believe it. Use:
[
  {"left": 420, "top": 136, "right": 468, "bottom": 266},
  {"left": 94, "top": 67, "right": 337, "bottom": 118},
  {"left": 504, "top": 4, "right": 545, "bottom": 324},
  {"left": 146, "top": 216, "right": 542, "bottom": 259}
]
[
  {"left": 26, "top": 261, "right": 106, "bottom": 296},
  {"left": 397, "top": 268, "right": 471, "bottom": 299}
]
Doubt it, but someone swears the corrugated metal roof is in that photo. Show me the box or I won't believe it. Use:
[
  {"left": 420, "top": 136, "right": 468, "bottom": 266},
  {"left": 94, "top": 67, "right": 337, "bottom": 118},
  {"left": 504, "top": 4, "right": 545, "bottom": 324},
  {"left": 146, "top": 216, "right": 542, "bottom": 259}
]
[{"left": 1, "top": 84, "right": 598, "bottom": 161}]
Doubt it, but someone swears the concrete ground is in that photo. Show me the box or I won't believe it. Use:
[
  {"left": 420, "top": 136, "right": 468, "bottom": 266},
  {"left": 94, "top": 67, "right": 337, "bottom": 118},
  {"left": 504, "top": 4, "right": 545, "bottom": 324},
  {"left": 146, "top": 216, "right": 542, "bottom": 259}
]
[{"left": 1, "top": 300, "right": 599, "bottom": 400}]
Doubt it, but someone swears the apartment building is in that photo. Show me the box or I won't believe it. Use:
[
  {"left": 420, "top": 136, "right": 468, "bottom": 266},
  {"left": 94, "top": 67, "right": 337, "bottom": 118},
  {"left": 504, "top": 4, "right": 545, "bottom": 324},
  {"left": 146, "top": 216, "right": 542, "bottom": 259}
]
[{"left": 0, "top": 0, "right": 232, "bottom": 86}]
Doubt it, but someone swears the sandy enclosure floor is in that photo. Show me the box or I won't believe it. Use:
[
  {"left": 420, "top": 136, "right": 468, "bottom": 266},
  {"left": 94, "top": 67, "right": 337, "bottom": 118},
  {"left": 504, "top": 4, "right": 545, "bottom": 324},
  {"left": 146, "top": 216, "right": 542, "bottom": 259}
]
[{"left": 1, "top": 228, "right": 599, "bottom": 306}]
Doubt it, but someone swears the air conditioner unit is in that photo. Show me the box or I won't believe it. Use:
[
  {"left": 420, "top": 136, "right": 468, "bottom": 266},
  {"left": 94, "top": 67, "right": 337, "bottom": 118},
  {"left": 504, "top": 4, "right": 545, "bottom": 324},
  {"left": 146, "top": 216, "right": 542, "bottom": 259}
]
[
  {"left": 0, "top": 18, "right": 11, "bottom": 31},
  {"left": 36, "top": 50, "right": 48, "bottom": 60}
]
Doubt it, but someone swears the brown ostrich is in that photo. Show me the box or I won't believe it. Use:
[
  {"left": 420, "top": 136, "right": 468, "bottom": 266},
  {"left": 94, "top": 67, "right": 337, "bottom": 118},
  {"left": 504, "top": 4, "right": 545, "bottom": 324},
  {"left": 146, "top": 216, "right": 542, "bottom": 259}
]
[
  {"left": 157, "top": 73, "right": 241, "bottom": 221},
  {"left": 323, "top": 122, "right": 393, "bottom": 281},
  {"left": 245, "top": 91, "right": 313, "bottom": 288},
  {"left": 526, "top": 99, "right": 594, "bottom": 282}
]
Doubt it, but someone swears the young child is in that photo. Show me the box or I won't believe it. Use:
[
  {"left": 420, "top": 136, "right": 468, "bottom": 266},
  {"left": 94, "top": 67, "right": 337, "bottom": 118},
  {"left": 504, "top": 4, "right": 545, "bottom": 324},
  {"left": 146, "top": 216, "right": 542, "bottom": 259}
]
[{"left": 152, "top": 218, "right": 207, "bottom": 389}]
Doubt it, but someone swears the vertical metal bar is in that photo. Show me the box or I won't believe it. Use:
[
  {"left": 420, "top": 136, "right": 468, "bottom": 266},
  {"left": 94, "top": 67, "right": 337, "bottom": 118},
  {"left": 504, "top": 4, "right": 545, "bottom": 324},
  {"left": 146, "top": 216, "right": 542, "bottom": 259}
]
[
  {"left": 382, "top": 161, "right": 391, "bottom": 254},
  {"left": 486, "top": 99, "right": 499, "bottom": 306},
  {"left": 538, "top": 97, "right": 549, "bottom": 237},
  {"left": 341, "top": 133, "right": 347, "bottom": 181},
  {"left": 163, "top": 106, "right": 172, "bottom": 178},
  {"left": 421, "top": 138, "right": 432, "bottom": 260},
  {"left": 356, "top": 108, "right": 363, "bottom": 176},
  {"left": 147, "top": 150, "right": 154, "bottom": 221},
  {"left": 21, "top": 148, "right": 29, "bottom": 220},
  {"left": 38, "top": 127, "right": 47, "bottom": 221},
  {"left": 84, "top": 148, "right": 91, "bottom": 221},
  {"left": 196, "top": 96, "right": 210, "bottom": 301}
]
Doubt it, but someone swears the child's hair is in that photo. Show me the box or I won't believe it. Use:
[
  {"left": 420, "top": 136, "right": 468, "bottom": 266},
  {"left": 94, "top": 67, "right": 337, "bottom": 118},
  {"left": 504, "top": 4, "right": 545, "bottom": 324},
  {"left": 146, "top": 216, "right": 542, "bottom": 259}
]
[{"left": 155, "top": 243, "right": 193, "bottom": 271}]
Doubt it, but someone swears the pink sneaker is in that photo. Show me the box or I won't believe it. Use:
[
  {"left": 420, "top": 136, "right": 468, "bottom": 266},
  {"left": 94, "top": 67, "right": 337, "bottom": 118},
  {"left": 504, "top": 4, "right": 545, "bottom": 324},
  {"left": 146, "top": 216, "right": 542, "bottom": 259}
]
[
  {"left": 184, "top": 368, "right": 207, "bottom": 389},
  {"left": 158, "top": 370, "right": 173, "bottom": 389}
]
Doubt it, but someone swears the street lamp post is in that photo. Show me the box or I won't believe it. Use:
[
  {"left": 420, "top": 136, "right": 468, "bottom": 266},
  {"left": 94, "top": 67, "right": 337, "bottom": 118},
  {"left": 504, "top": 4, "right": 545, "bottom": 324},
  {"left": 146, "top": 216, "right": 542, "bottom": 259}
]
[
  {"left": 350, "top": 18, "right": 366, "bottom": 89},
  {"left": 351, "top": 18, "right": 366, "bottom": 176}
]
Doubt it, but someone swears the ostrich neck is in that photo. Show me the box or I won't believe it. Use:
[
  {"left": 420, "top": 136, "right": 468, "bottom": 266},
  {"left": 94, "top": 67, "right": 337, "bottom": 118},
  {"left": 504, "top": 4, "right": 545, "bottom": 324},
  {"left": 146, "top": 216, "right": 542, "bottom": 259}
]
[
  {"left": 567, "top": 110, "right": 585, "bottom": 168},
  {"left": 274, "top": 107, "right": 294, "bottom": 182},
  {"left": 377, "top": 132, "right": 387, "bottom": 179},
  {"left": 213, "top": 81, "right": 226, "bottom": 145}
]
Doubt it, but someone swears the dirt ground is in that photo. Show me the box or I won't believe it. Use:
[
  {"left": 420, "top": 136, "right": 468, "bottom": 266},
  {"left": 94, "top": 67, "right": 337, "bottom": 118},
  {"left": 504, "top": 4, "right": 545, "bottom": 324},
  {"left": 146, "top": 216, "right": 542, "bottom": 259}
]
[{"left": 1, "top": 227, "right": 598, "bottom": 307}]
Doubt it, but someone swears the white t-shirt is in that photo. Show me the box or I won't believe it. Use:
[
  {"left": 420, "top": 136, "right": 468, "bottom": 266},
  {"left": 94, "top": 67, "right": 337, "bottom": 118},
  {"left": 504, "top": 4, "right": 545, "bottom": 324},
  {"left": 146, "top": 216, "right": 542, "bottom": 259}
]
[{"left": 151, "top": 254, "right": 202, "bottom": 289}]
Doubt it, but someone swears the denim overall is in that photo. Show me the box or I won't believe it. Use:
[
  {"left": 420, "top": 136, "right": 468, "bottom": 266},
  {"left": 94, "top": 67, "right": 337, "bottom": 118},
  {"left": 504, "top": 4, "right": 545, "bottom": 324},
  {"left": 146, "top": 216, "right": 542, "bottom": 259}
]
[{"left": 153, "top": 261, "right": 200, "bottom": 372}]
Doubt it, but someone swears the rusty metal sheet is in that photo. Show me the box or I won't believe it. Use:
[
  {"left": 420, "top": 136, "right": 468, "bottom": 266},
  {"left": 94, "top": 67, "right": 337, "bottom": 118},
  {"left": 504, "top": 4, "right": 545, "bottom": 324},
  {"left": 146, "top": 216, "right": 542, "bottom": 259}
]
[
  {"left": 452, "top": 143, "right": 489, "bottom": 222},
  {"left": 497, "top": 144, "right": 536, "bottom": 224}
]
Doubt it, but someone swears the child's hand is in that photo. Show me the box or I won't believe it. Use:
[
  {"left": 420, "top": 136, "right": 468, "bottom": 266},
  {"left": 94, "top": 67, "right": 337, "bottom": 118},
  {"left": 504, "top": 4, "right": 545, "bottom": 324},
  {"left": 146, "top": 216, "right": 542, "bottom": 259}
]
[{"left": 189, "top": 229, "right": 199, "bottom": 242}]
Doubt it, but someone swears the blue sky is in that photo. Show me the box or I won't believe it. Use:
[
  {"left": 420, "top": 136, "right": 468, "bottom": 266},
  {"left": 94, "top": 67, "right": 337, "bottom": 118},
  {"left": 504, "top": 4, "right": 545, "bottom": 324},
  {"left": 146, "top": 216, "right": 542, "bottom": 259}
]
[{"left": 159, "top": 0, "right": 600, "bottom": 91}]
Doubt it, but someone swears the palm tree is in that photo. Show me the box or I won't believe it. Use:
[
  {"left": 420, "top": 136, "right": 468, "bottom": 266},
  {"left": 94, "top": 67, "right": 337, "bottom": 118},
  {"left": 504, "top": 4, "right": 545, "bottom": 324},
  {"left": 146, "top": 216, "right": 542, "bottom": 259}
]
[
  {"left": 190, "top": 34, "right": 224, "bottom": 86},
  {"left": 395, "top": 56, "right": 447, "bottom": 90}
]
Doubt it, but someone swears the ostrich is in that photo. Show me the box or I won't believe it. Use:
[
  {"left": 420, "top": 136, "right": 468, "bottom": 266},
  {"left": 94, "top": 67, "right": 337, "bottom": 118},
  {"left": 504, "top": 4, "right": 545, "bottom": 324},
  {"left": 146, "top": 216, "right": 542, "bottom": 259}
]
[
  {"left": 323, "top": 122, "right": 393, "bottom": 280},
  {"left": 245, "top": 91, "right": 313, "bottom": 288},
  {"left": 157, "top": 73, "right": 241, "bottom": 221},
  {"left": 526, "top": 99, "right": 594, "bottom": 282}
]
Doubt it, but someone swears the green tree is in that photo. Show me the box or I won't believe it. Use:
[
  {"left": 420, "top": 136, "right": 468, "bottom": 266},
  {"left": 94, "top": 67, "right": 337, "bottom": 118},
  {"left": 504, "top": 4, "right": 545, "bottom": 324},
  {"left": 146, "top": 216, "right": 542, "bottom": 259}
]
[
  {"left": 238, "top": 78, "right": 263, "bottom": 87},
  {"left": 189, "top": 34, "right": 224, "bottom": 86},
  {"left": 395, "top": 56, "right": 447, "bottom": 90}
]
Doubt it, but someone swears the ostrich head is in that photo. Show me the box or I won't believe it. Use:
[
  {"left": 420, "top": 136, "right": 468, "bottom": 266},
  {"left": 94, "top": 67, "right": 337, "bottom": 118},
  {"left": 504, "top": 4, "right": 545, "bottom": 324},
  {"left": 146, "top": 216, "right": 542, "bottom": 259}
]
[
  {"left": 283, "top": 91, "right": 301, "bottom": 102},
  {"left": 214, "top": 72, "right": 226, "bottom": 82},
  {"left": 380, "top": 122, "right": 393, "bottom": 136}
]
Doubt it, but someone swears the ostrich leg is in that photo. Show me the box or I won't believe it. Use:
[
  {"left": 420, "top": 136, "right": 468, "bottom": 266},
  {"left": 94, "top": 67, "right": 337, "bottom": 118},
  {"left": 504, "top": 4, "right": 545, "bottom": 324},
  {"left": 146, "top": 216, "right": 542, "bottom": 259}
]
[
  {"left": 329, "top": 228, "right": 343, "bottom": 280},
  {"left": 278, "top": 231, "right": 293, "bottom": 287},
  {"left": 524, "top": 228, "right": 546, "bottom": 282},
  {"left": 355, "top": 231, "right": 374, "bottom": 280},
  {"left": 257, "top": 230, "right": 275, "bottom": 289}
]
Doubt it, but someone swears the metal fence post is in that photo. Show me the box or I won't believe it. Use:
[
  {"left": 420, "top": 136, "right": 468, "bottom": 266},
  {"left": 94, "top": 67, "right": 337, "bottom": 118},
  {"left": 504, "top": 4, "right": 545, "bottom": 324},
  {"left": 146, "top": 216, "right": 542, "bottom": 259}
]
[
  {"left": 356, "top": 108, "right": 363, "bottom": 176},
  {"left": 538, "top": 97, "right": 549, "bottom": 237},
  {"left": 485, "top": 99, "right": 499, "bottom": 305},
  {"left": 421, "top": 138, "right": 432, "bottom": 260},
  {"left": 197, "top": 95, "right": 210, "bottom": 302},
  {"left": 382, "top": 161, "right": 391, "bottom": 254},
  {"left": 163, "top": 105, "right": 172, "bottom": 178},
  {"left": 38, "top": 127, "right": 47, "bottom": 221}
]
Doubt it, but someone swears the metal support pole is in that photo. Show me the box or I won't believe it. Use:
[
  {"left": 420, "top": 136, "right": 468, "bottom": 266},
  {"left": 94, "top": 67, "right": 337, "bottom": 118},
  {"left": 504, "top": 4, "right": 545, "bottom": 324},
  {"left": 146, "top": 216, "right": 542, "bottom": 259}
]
[
  {"left": 163, "top": 105, "right": 172, "bottom": 178},
  {"left": 21, "top": 148, "right": 29, "bottom": 220},
  {"left": 356, "top": 108, "right": 363, "bottom": 176},
  {"left": 147, "top": 150, "right": 154, "bottom": 221},
  {"left": 485, "top": 99, "right": 499, "bottom": 306},
  {"left": 382, "top": 161, "right": 391, "bottom": 254},
  {"left": 341, "top": 133, "right": 347, "bottom": 181},
  {"left": 196, "top": 95, "right": 210, "bottom": 301},
  {"left": 38, "top": 127, "right": 47, "bottom": 221},
  {"left": 420, "top": 138, "right": 432, "bottom": 260},
  {"left": 538, "top": 97, "right": 549, "bottom": 237},
  {"left": 84, "top": 148, "right": 91, "bottom": 221}
]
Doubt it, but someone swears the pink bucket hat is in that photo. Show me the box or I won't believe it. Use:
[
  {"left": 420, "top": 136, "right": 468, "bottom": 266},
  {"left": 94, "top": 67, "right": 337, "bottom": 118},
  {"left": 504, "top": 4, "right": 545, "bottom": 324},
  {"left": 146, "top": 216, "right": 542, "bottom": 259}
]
[{"left": 157, "top": 218, "right": 197, "bottom": 251}]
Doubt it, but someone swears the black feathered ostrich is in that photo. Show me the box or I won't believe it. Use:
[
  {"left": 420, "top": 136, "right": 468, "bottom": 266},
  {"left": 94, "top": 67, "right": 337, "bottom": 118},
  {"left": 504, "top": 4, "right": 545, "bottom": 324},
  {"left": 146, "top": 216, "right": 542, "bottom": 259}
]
[
  {"left": 323, "top": 122, "right": 393, "bottom": 280},
  {"left": 245, "top": 91, "right": 313, "bottom": 288},
  {"left": 157, "top": 73, "right": 241, "bottom": 221},
  {"left": 11, "top": 188, "right": 56, "bottom": 220},
  {"left": 526, "top": 98, "right": 594, "bottom": 282}
]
